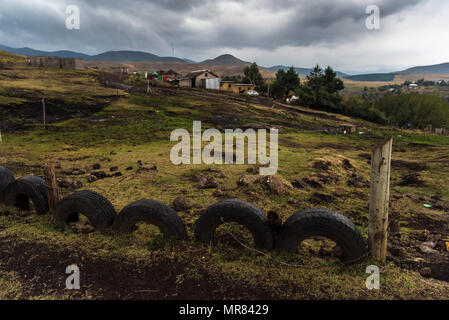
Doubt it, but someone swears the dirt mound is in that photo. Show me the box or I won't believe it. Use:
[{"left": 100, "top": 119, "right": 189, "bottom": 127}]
[
  {"left": 292, "top": 177, "right": 323, "bottom": 189},
  {"left": 392, "top": 160, "right": 428, "bottom": 172},
  {"left": 312, "top": 160, "right": 332, "bottom": 171},
  {"left": 315, "top": 173, "right": 340, "bottom": 185},
  {"left": 300, "top": 155, "right": 368, "bottom": 189},
  {"left": 403, "top": 212, "right": 448, "bottom": 234},
  {"left": 312, "top": 155, "right": 357, "bottom": 174},
  {"left": 309, "top": 192, "right": 336, "bottom": 204},
  {"left": 347, "top": 174, "right": 369, "bottom": 188},
  {"left": 342, "top": 159, "right": 355, "bottom": 170},
  {"left": 398, "top": 173, "right": 425, "bottom": 186},
  {"left": 237, "top": 174, "right": 292, "bottom": 196}
]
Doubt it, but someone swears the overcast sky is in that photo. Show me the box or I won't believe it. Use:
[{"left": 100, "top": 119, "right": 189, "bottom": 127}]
[{"left": 1, "top": 0, "right": 448, "bottom": 73}]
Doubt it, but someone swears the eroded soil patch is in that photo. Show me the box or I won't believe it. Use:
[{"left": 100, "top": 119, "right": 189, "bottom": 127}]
[{"left": 0, "top": 234, "right": 271, "bottom": 300}]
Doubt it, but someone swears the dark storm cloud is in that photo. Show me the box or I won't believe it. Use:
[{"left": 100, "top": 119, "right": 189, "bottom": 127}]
[
  {"left": 205, "top": 0, "right": 425, "bottom": 49},
  {"left": 0, "top": 0, "right": 426, "bottom": 56}
]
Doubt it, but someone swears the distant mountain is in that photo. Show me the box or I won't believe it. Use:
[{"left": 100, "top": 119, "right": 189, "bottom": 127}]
[
  {"left": 88, "top": 50, "right": 186, "bottom": 63},
  {"left": 4, "top": 43, "right": 449, "bottom": 78},
  {"left": 0, "top": 45, "right": 186, "bottom": 63},
  {"left": 0, "top": 44, "right": 89, "bottom": 59},
  {"left": 271, "top": 65, "right": 349, "bottom": 78},
  {"left": 342, "top": 62, "right": 449, "bottom": 82},
  {"left": 200, "top": 54, "right": 250, "bottom": 66},
  {"left": 343, "top": 62, "right": 449, "bottom": 82},
  {"left": 396, "top": 62, "right": 449, "bottom": 75},
  {"left": 183, "top": 58, "right": 197, "bottom": 64}
]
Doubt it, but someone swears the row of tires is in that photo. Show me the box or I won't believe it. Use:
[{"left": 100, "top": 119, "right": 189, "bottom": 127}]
[{"left": 0, "top": 166, "right": 368, "bottom": 264}]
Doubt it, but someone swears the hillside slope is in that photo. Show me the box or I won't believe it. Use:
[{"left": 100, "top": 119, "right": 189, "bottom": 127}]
[
  {"left": 397, "top": 62, "right": 449, "bottom": 75},
  {"left": 0, "top": 50, "right": 26, "bottom": 63}
]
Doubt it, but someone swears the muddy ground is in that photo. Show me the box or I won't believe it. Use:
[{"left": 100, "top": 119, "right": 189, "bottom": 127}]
[
  {"left": 0, "top": 95, "right": 117, "bottom": 132},
  {"left": 0, "top": 231, "right": 271, "bottom": 300}
]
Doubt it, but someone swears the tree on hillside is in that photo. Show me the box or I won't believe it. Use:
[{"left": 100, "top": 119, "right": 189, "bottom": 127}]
[
  {"left": 222, "top": 75, "right": 243, "bottom": 83},
  {"left": 269, "top": 67, "right": 300, "bottom": 99},
  {"left": 243, "top": 63, "right": 267, "bottom": 92},
  {"left": 342, "top": 96, "right": 387, "bottom": 124},
  {"left": 298, "top": 64, "right": 344, "bottom": 111},
  {"left": 375, "top": 93, "right": 449, "bottom": 128},
  {"left": 323, "top": 66, "right": 344, "bottom": 94}
]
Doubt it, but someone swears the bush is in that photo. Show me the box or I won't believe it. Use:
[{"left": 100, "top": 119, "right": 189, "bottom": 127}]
[
  {"left": 341, "top": 97, "right": 387, "bottom": 124},
  {"left": 375, "top": 93, "right": 449, "bottom": 128}
]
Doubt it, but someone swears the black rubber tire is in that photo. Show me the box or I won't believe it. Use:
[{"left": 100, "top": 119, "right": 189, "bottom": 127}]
[
  {"left": 276, "top": 208, "right": 368, "bottom": 264},
  {"left": 3, "top": 176, "right": 49, "bottom": 214},
  {"left": 0, "top": 166, "right": 15, "bottom": 203},
  {"left": 194, "top": 199, "right": 274, "bottom": 250},
  {"left": 113, "top": 199, "right": 187, "bottom": 240},
  {"left": 55, "top": 190, "right": 116, "bottom": 230}
]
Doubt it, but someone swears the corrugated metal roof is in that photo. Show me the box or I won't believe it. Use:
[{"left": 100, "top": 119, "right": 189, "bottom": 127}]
[{"left": 183, "top": 70, "right": 218, "bottom": 79}]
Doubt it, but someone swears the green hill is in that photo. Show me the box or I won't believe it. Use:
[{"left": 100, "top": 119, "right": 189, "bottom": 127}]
[
  {"left": 344, "top": 73, "right": 395, "bottom": 82},
  {"left": 397, "top": 62, "right": 449, "bottom": 75}
]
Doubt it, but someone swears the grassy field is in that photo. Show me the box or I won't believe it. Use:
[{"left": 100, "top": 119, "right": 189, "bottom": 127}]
[
  {"left": 342, "top": 75, "right": 449, "bottom": 99},
  {"left": 1, "top": 60, "right": 449, "bottom": 300}
]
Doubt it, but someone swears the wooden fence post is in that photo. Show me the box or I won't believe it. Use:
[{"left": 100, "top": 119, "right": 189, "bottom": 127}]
[
  {"left": 369, "top": 137, "right": 393, "bottom": 263},
  {"left": 42, "top": 97, "right": 46, "bottom": 127},
  {"left": 44, "top": 164, "right": 59, "bottom": 214}
]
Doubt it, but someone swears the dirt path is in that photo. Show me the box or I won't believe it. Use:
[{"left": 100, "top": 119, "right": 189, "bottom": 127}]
[{"left": 0, "top": 233, "right": 273, "bottom": 300}]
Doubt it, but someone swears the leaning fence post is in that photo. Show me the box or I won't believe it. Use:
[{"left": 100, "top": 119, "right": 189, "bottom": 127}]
[
  {"left": 44, "top": 164, "right": 59, "bottom": 214},
  {"left": 368, "top": 137, "right": 393, "bottom": 263}
]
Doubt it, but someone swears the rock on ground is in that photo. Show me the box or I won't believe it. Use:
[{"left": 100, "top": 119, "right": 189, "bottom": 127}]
[
  {"left": 197, "top": 176, "right": 219, "bottom": 189},
  {"left": 264, "top": 175, "right": 293, "bottom": 195},
  {"left": 69, "top": 221, "right": 96, "bottom": 234},
  {"left": 172, "top": 197, "right": 192, "bottom": 211},
  {"left": 237, "top": 175, "right": 262, "bottom": 187}
]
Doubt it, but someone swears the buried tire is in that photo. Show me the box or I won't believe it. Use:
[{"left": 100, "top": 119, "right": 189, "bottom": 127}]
[
  {"left": 276, "top": 208, "right": 368, "bottom": 264},
  {"left": 113, "top": 199, "right": 187, "bottom": 240},
  {"left": 194, "top": 199, "right": 274, "bottom": 250},
  {"left": 3, "top": 176, "right": 49, "bottom": 214},
  {"left": 0, "top": 166, "right": 15, "bottom": 203},
  {"left": 55, "top": 190, "right": 116, "bottom": 230}
]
